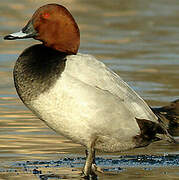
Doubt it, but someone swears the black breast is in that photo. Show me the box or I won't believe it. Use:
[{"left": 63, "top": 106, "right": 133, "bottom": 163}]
[{"left": 13, "top": 44, "right": 67, "bottom": 103}]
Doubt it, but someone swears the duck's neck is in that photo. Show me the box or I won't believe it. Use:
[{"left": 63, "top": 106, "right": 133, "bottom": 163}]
[{"left": 13, "top": 44, "right": 67, "bottom": 102}]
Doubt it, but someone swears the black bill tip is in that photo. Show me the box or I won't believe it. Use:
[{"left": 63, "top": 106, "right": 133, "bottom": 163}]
[{"left": 4, "top": 35, "right": 17, "bottom": 40}]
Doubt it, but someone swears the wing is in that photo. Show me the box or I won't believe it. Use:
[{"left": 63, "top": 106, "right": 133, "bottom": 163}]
[{"left": 65, "top": 53, "right": 158, "bottom": 122}]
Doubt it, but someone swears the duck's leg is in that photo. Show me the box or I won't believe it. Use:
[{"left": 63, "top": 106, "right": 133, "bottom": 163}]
[
  {"left": 90, "top": 150, "right": 103, "bottom": 174},
  {"left": 81, "top": 141, "right": 97, "bottom": 179}
]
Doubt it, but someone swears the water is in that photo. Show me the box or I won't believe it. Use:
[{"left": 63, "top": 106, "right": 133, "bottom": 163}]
[{"left": 0, "top": 0, "right": 179, "bottom": 179}]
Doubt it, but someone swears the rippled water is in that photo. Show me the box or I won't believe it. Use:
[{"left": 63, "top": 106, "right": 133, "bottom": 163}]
[{"left": 0, "top": 0, "right": 179, "bottom": 179}]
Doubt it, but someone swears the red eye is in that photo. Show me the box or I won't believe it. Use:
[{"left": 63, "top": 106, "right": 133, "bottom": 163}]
[{"left": 43, "top": 12, "right": 50, "bottom": 19}]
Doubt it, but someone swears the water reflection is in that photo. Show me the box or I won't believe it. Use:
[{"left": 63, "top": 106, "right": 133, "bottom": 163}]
[
  {"left": 0, "top": 0, "right": 179, "bottom": 179},
  {"left": 0, "top": 155, "right": 179, "bottom": 180}
]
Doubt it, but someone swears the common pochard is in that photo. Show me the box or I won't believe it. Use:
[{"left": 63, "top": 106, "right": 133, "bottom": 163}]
[{"left": 4, "top": 3, "right": 175, "bottom": 179}]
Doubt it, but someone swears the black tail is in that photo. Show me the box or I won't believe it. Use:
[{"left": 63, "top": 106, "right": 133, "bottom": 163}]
[{"left": 134, "top": 118, "right": 176, "bottom": 148}]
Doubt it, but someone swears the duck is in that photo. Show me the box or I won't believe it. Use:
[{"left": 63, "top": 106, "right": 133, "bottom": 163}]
[
  {"left": 4, "top": 3, "right": 176, "bottom": 179},
  {"left": 151, "top": 99, "right": 179, "bottom": 134}
]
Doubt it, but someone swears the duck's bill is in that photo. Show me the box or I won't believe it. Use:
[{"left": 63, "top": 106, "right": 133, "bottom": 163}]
[
  {"left": 4, "top": 20, "right": 37, "bottom": 40},
  {"left": 4, "top": 31, "right": 35, "bottom": 40}
]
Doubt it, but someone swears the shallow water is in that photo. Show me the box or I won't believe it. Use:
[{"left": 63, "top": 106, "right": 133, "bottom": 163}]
[{"left": 0, "top": 0, "right": 179, "bottom": 179}]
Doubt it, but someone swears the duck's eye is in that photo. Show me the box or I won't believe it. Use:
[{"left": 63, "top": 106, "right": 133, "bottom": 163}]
[{"left": 42, "top": 12, "right": 50, "bottom": 19}]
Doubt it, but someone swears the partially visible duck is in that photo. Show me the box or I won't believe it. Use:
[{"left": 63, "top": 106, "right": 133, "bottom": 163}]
[
  {"left": 152, "top": 99, "right": 179, "bottom": 134},
  {"left": 4, "top": 3, "right": 176, "bottom": 179}
]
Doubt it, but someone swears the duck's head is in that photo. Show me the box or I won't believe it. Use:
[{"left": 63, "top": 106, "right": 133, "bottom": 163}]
[{"left": 4, "top": 4, "right": 80, "bottom": 55}]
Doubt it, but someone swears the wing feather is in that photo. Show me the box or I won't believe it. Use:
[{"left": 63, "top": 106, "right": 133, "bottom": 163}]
[{"left": 66, "top": 53, "right": 158, "bottom": 122}]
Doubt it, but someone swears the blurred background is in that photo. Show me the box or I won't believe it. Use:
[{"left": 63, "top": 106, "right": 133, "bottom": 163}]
[{"left": 0, "top": 0, "right": 179, "bottom": 179}]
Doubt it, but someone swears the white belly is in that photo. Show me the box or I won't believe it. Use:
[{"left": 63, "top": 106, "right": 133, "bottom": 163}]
[{"left": 26, "top": 73, "right": 142, "bottom": 152}]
